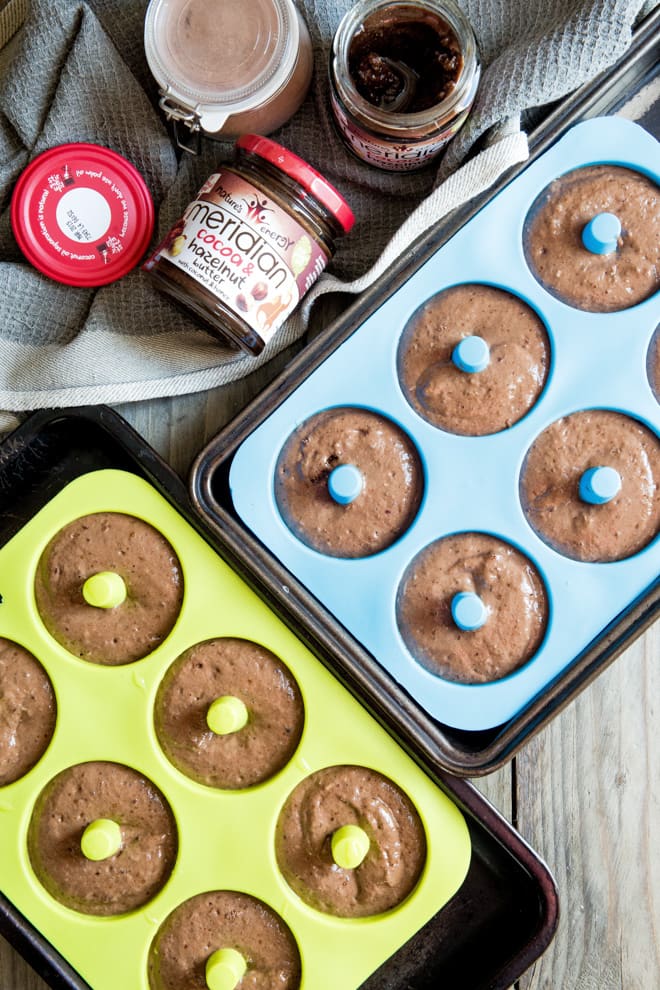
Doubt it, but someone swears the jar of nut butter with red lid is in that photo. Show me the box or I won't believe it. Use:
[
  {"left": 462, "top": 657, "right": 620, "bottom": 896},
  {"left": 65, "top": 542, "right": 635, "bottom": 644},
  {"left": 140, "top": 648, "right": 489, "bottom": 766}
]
[
  {"left": 330, "top": 0, "right": 480, "bottom": 172},
  {"left": 144, "top": 135, "right": 354, "bottom": 355}
]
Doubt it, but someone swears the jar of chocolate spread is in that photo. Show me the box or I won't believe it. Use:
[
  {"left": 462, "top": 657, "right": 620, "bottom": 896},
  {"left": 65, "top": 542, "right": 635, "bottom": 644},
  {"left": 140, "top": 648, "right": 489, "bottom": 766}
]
[
  {"left": 144, "top": 0, "right": 313, "bottom": 150},
  {"left": 330, "top": 0, "right": 480, "bottom": 171},
  {"left": 144, "top": 135, "right": 354, "bottom": 355}
]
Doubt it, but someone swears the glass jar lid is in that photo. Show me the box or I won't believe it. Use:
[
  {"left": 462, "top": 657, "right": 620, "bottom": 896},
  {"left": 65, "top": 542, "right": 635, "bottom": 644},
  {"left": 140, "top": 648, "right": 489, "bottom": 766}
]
[{"left": 145, "top": 0, "right": 297, "bottom": 112}]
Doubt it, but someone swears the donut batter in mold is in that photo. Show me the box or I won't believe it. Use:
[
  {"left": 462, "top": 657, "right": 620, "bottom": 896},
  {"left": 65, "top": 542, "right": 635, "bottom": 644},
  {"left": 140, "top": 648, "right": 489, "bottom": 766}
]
[
  {"left": 28, "top": 761, "right": 178, "bottom": 916},
  {"left": 397, "top": 284, "right": 550, "bottom": 436},
  {"left": 520, "top": 409, "right": 660, "bottom": 562},
  {"left": 148, "top": 890, "right": 301, "bottom": 990},
  {"left": 154, "top": 637, "right": 304, "bottom": 789},
  {"left": 0, "top": 639, "right": 56, "bottom": 787},
  {"left": 524, "top": 165, "right": 660, "bottom": 312},
  {"left": 276, "top": 765, "right": 427, "bottom": 918},
  {"left": 274, "top": 407, "right": 423, "bottom": 558},
  {"left": 396, "top": 532, "right": 548, "bottom": 683},
  {"left": 34, "top": 512, "right": 184, "bottom": 665}
]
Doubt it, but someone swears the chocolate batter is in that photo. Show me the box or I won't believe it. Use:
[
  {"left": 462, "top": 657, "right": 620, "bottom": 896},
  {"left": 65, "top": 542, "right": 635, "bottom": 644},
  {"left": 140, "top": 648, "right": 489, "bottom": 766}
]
[
  {"left": 396, "top": 533, "right": 547, "bottom": 683},
  {"left": 275, "top": 407, "right": 423, "bottom": 558},
  {"left": 148, "top": 890, "right": 301, "bottom": 990},
  {"left": 524, "top": 165, "right": 660, "bottom": 312},
  {"left": 155, "top": 638, "right": 304, "bottom": 789},
  {"left": 275, "top": 765, "right": 426, "bottom": 917},
  {"left": 520, "top": 409, "right": 660, "bottom": 562},
  {"left": 349, "top": 5, "right": 462, "bottom": 112},
  {"left": 28, "top": 761, "right": 178, "bottom": 916},
  {"left": 35, "top": 512, "right": 184, "bottom": 665},
  {"left": 397, "top": 284, "right": 550, "bottom": 435},
  {"left": 0, "top": 639, "right": 56, "bottom": 786}
]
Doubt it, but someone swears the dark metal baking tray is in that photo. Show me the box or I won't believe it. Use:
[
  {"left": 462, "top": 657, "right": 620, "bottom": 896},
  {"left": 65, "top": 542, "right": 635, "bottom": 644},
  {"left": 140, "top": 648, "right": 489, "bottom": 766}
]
[
  {"left": 189, "top": 10, "right": 660, "bottom": 778},
  {"left": 0, "top": 406, "right": 557, "bottom": 990}
]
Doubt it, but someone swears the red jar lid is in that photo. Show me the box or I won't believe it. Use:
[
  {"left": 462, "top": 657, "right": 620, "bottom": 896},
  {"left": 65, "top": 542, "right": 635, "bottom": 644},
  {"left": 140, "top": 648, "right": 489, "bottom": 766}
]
[
  {"left": 237, "top": 134, "right": 355, "bottom": 233},
  {"left": 10, "top": 143, "right": 155, "bottom": 287}
]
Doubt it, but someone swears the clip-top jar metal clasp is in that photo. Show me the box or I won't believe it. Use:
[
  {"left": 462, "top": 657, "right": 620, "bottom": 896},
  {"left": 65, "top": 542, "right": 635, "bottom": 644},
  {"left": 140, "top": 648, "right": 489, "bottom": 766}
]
[{"left": 158, "top": 91, "right": 202, "bottom": 155}]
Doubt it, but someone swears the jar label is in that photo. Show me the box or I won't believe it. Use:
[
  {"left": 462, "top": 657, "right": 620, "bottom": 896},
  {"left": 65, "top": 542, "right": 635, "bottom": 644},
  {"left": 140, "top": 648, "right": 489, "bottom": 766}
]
[
  {"left": 330, "top": 91, "right": 467, "bottom": 172},
  {"left": 148, "top": 171, "right": 330, "bottom": 344}
]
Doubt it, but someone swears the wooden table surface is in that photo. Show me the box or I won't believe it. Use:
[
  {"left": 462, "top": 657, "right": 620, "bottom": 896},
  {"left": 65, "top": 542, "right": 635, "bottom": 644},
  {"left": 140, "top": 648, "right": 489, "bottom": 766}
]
[{"left": 1, "top": 346, "right": 658, "bottom": 990}]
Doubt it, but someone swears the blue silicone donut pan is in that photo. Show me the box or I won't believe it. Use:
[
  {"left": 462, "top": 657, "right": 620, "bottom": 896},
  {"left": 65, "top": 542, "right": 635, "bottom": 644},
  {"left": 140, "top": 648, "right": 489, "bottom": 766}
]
[{"left": 227, "top": 116, "right": 660, "bottom": 733}]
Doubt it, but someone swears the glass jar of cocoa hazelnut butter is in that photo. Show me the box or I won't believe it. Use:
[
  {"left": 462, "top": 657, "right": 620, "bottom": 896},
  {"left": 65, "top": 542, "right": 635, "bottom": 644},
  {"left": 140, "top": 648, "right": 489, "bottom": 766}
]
[
  {"left": 330, "top": 0, "right": 480, "bottom": 171},
  {"left": 144, "top": 135, "right": 354, "bottom": 355},
  {"left": 144, "top": 0, "right": 314, "bottom": 150}
]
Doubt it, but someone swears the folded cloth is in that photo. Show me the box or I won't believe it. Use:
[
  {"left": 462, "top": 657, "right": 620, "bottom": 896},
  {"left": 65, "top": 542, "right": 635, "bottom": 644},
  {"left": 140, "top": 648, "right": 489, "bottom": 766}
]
[{"left": 0, "top": 0, "right": 655, "bottom": 411}]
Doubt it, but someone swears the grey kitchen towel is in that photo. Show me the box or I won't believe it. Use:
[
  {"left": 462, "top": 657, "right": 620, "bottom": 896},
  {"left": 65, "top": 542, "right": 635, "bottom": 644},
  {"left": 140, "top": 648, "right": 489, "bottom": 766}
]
[{"left": 0, "top": 0, "right": 655, "bottom": 412}]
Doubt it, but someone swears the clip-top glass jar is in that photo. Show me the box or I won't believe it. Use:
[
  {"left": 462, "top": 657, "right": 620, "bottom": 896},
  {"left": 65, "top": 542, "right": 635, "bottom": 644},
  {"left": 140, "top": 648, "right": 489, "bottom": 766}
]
[
  {"left": 144, "top": 0, "right": 313, "bottom": 150},
  {"left": 144, "top": 135, "right": 354, "bottom": 355},
  {"left": 330, "top": 0, "right": 480, "bottom": 172}
]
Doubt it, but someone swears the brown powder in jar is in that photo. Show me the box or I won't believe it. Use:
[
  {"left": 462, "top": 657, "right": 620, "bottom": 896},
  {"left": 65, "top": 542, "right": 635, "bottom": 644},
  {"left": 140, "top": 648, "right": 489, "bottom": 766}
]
[{"left": 28, "top": 761, "right": 178, "bottom": 916}]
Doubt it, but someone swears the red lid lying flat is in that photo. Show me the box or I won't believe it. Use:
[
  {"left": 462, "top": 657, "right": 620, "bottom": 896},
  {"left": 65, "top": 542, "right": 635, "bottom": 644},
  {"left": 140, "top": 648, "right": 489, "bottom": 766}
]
[
  {"left": 237, "top": 134, "right": 355, "bottom": 233},
  {"left": 10, "top": 143, "right": 155, "bottom": 287}
]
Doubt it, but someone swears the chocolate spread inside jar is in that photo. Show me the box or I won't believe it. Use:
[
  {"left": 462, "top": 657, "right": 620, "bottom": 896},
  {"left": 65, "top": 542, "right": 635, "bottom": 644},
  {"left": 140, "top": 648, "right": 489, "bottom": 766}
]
[
  {"left": 330, "top": 0, "right": 479, "bottom": 171},
  {"left": 144, "top": 135, "right": 354, "bottom": 355},
  {"left": 349, "top": 7, "right": 462, "bottom": 113}
]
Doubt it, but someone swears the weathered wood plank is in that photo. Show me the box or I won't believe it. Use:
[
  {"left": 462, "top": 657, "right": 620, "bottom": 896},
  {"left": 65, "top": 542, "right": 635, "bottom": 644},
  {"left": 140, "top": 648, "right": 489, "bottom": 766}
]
[
  {"left": 116, "top": 344, "right": 299, "bottom": 478},
  {"left": 517, "top": 624, "right": 660, "bottom": 990}
]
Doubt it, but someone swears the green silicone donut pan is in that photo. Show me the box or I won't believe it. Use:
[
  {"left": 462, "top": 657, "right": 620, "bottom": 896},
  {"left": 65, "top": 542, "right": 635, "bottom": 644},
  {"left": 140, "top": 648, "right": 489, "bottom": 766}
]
[{"left": 0, "top": 407, "right": 557, "bottom": 990}]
